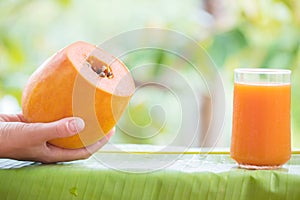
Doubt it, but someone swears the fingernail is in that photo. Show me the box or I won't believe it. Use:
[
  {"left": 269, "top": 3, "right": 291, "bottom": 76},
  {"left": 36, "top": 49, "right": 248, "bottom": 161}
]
[{"left": 67, "top": 118, "right": 85, "bottom": 133}]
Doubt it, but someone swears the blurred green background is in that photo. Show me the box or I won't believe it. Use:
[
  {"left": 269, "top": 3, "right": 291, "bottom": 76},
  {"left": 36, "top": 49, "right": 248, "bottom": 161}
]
[{"left": 0, "top": 0, "right": 299, "bottom": 148}]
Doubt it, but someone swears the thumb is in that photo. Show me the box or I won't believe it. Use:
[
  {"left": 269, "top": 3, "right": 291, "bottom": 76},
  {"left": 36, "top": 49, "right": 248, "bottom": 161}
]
[{"left": 29, "top": 117, "right": 85, "bottom": 141}]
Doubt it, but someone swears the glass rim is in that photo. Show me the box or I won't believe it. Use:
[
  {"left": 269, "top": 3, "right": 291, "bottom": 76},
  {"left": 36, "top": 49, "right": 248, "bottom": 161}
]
[{"left": 234, "top": 68, "right": 291, "bottom": 75}]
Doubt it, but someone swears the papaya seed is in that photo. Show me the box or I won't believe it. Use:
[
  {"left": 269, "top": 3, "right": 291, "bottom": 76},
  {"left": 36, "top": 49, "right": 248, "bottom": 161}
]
[{"left": 99, "top": 72, "right": 106, "bottom": 77}]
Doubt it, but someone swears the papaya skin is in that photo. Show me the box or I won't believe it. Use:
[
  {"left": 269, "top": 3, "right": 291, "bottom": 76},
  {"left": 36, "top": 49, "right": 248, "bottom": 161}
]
[{"left": 22, "top": 41, "right": 135, "bottom": 149}]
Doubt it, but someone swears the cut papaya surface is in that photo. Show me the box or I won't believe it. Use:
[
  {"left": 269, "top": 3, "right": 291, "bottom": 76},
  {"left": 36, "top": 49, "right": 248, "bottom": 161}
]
[{"left": 22, "top": 41, "right": 135, "bottom": 149}]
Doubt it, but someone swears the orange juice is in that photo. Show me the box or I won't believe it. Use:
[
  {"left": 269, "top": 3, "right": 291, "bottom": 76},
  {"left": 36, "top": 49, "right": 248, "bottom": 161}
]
[{"left": 231, "top": 83, "right": 291, "bottom": 167}]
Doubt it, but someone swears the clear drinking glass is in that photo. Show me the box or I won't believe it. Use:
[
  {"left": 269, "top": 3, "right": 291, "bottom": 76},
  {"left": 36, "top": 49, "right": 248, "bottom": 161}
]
[{"left": 230, "top": 68, "right": 291, "bottom": 169}]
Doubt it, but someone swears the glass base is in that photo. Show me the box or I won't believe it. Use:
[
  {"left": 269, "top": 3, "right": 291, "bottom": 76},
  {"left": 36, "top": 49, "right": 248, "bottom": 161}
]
[{"left": 238, "top": 164, "right": 282, "bottom": 170}]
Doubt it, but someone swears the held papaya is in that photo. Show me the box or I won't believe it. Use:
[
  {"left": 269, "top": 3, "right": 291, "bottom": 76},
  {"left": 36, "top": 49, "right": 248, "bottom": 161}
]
[{"left": 22, "top": 41, "right": 135, "bottom": 149}]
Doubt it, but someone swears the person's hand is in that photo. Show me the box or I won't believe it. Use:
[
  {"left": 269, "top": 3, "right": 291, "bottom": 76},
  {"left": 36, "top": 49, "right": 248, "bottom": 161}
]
[{"left": 0, "top": 114, "right": 114, "bottom": 163}]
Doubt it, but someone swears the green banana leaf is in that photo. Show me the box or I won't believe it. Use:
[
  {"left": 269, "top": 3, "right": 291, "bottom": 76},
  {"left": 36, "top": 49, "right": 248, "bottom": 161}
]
[{"left": 0, "top": 145, "right": 300, "bottom": 200}]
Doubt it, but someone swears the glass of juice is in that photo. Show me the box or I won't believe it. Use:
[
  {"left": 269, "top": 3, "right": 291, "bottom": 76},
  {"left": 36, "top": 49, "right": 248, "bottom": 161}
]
[{"left": 230, "top": 68, "right": 291, "bottom": 169}]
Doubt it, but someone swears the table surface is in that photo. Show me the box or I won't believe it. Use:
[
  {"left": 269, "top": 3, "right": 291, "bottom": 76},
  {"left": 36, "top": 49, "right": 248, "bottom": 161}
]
[{"left": 1, "top": 144, "right": 300, "bottom": 200}]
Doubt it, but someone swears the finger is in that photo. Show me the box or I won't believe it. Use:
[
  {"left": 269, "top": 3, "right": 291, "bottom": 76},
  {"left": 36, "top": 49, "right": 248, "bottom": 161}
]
[
  {"left": 0, "top": 114, "right": 25, "bottom": 122},
  {"left": 86, "top": 128, "right": 115, "bottom": 154},
  {"left": 25, "top": 117, "right": 85, "bottom": 141},
  {"left": 45, "top": 128, "right": 115, "bottom": 163}
]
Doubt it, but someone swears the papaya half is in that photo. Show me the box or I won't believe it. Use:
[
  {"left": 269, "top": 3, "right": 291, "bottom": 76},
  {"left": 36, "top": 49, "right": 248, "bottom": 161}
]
[{"left": 22, "top": 41, "right": 135, "bottom": 149}]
